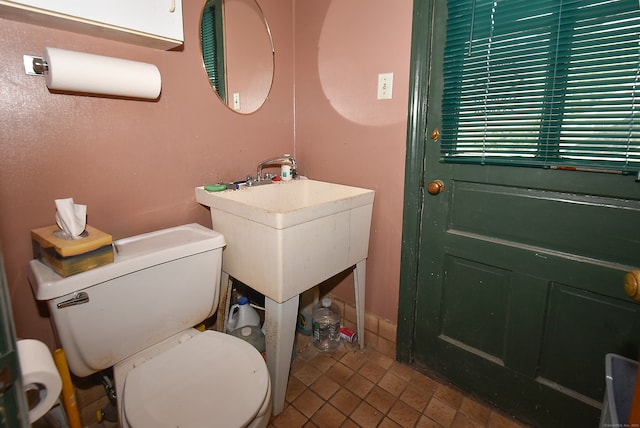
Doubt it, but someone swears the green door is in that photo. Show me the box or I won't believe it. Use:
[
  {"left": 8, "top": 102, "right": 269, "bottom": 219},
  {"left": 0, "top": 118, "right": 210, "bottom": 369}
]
[
  {"left": 0, "top": 248, "right": 29, "bottom": 428},
  {"left": 399, "top": 1, "right": 640, "bottom": 426}
]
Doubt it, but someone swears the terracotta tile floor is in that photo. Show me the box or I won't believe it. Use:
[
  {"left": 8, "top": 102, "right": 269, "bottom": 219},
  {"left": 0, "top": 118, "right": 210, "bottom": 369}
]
[
  {"left": 72, "top": 333, "right": 529, "bottom": 428},
  {"left": 269, "top": 334, "right": 530, "bottom": 428}
]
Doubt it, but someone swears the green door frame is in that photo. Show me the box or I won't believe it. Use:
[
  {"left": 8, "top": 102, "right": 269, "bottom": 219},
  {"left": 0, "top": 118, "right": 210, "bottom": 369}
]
[
  {"left": 0, "top": 247, "right": 30, "bottom": 427},
  {"left": 397, "top": 0, "right": 437, "bottom": 364}
]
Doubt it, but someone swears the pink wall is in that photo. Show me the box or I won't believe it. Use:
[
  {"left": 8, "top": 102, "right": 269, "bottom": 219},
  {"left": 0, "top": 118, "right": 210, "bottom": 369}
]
[
  {"left": 225, "top": 0, "right": 274, "bottom": 113},
  {"left": 294, "top": 0, "right": 413, "bottom": 322},
  {"left": 0, "top": 0, "right": 294, "bottom": 349},
  {"left": 0, "top": 0, "right": 414, "bottom": 349}
]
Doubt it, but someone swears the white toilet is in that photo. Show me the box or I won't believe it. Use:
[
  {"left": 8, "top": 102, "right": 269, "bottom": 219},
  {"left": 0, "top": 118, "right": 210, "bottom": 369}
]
[{"left": 28, "top": 223, "right": 271, "bottom": 428}]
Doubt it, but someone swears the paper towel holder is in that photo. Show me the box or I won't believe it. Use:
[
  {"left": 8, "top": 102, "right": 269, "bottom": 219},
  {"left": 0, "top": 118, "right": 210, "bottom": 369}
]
[{"left": 22, "top": 47, "right": 162, "bottom": 100}]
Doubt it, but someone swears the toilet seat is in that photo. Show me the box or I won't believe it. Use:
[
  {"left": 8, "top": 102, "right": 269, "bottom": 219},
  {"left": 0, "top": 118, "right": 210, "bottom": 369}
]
[{"left": 122, "top": 330, "right": 269, "bottom": 428}]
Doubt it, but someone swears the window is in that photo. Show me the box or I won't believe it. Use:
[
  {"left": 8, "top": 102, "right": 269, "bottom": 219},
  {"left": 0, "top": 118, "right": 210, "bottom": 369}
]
[
  {"left": 201, "top": 0, "right": 226, "bottom": 102},
  {"left": 442, "top": 0, "right": 640, "bottom": 173}
]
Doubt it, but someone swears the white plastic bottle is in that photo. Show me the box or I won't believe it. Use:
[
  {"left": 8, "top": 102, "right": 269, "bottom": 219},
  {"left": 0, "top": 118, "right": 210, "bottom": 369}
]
[
  {"left": 281, "top": 153, "right": 293, "bottom": 181},
  {"left": 226, "top": 296, "right": 261, "bottom": 333},
  {"left": 312, "top": 297, "right": 341, "bottom": 352},
  {"left": 281, "top": 164, "right": 292, "bottom": 181}
]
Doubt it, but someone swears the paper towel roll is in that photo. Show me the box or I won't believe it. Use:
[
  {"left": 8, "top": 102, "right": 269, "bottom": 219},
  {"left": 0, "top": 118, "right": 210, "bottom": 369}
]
[
  {"left": 43, "top": 47, "right": 161, "bottom": 99},
  {"left": 17, "top": 339, "right": 63, "bottom": 423}
]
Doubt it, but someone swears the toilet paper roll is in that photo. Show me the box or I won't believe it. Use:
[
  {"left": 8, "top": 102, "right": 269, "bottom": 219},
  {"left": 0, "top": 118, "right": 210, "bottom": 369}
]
[
  {"left": 17, "top": 339, "right": 63, "bottom": 423},
  {"left": 43, "top": 47, "right": 161, "bottom": 99}
]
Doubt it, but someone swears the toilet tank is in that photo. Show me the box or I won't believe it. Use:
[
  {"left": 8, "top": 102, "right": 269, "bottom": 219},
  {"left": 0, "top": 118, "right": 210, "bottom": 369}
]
[{"left": 28, "top": 223, "right": 225, "bottom": 378}]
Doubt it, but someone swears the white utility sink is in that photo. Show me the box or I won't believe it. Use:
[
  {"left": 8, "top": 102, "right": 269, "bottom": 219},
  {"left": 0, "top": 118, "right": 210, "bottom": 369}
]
[
  {"left": 195, "top": 178, "right": 374, "bottom": 416},
  {"left": 195, "top": 179, "right": 374, "bottom": 303}
]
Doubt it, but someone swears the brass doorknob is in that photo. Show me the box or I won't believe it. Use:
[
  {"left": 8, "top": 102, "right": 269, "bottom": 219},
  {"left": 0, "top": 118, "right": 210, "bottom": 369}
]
[
  {"left": 624, "top": 271, "right": 640, "bottom": 301},
  {"left": 427, "top": 179, "right": 445, "bottom": 195}
]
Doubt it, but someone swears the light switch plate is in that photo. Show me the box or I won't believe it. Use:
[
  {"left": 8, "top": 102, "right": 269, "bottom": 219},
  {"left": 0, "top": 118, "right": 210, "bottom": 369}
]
[{"left": 377, "top": 72, "right": 393, "bottom": 100}]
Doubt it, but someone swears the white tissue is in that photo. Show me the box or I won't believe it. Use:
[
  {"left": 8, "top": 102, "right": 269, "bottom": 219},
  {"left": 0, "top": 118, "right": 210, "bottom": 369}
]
[
  {"left": 55, "top": 198, "right": 86, "bottom": 239},
  {"left": 17, "top": 339, "right": 63, "bottom": 423}
]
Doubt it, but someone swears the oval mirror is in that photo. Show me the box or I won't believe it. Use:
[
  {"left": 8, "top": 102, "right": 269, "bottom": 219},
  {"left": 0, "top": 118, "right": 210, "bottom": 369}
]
[{"left": 200, "top": 0, "right": 274, "bottom": 114}]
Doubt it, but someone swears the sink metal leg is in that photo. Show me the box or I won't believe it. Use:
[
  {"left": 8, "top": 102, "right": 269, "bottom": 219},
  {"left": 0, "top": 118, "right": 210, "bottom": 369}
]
[
  {"left": 264, "top": 295, "right": 299, "bottom": 416},
  {"left": 354, "top": 260, "right": 366, "bottom": 350},
  {"left": 216, "top": 271, "right": 232, "bottom": 332}
]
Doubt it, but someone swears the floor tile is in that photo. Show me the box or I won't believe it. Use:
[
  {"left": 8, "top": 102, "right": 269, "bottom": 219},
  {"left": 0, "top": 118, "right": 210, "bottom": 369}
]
[
  {"left": 326, "top": 361, "right": 355, "bottom": 384},
  {"left": 358, "top": 359, "right": 387, "bottom": 383},
  {"left": 459, "top": 397, "right": 491, "bottom": 426},
  {"left": 339, "top": 418, "right": 360, "bottom": 428},
  {"left": 378, "top": 371, "right": 408, "bottom": 397},
  {"left": 310, "top": 403, "right": 347, "bottom": 428},
  {"left": 310, "top": 375, "right": 341, "bottom": 400},
  {"left": 344, "top": 372, "right": 375, "bottom": 398},
  {"left": 416, "top": 414, "right": 446, "bottom": 428},
  {"left": 293, "top": 361, "right": 324, "bottom": 386},
  {"left": 350, "top": 401, "right": 385, "bottom": 427},
  {"left": 411, "top": 371, "right": 441, "bottom": 394},
  {"left": 387, "top": 399, "right": 421, "bottom": 427},
  {"left": 400, "top": 383, "right": 432, "bottom": 412},
  {"left": 293, "top": 389, "right": 324, "bottom": 418},
  {"left": 71, "top": 332, "right": 533, "bottom": 428},
  {"left": 286, "top": 376, "right": 307, "bottom": 403},
  {"left": 329, "top": 388, "right": 362, "bottom": 417},
  {"left": 379, "top": 416, "right": 404, "bottom": 428},
  {"left": 340, "top": 350, "right": 367, "bottom": 371},
  {"left": 271, "top": 405, "right": 308, "bottom": 428},
  {"left": 487, "top": 411, "right": 525, "bottom": 428},
  {"left": 363, "top": 385, "right": 396, "bottom": 414},
  {"left": 390, "top": 360, "right": 415, "bottom": 382},
  {"left": 435, "top": 383, "right": 464, "bottom": 410},
  {"left": 425, "top": 397, "right": 458, "bottom": 427},
  {"left": 310, "top": 353, "right": 338, "bottom": 373},
  {"left": 452, "top": 411, "right": 485, "bottom": 428},
  {"left": 365, "top": 348, "right": 395, "bottom": 370}
]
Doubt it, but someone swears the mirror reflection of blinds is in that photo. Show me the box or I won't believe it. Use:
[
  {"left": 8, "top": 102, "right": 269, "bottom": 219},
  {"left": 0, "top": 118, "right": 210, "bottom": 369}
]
[
  {"left": 441, "top": 0, "right": 640, "bottom": 173},
  {"left": 201, "top": 0, "right": 226, "bottom": 102}
]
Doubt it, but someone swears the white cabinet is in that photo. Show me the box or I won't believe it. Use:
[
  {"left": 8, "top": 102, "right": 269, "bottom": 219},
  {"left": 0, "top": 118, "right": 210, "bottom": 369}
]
[{"left": 0, "top": 0, "right": 183, "bottom": 50}]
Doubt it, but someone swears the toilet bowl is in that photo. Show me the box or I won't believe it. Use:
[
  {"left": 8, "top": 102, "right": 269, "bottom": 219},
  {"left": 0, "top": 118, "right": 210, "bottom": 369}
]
[
  {"left": 28, "top": 223, "right": 271, "bottom": 427},
  {"left": 117, "top": 329, "right": 271, "bottom": 428}
]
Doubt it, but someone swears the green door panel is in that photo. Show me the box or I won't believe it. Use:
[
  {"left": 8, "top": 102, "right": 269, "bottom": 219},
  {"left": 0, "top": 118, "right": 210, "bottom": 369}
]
[
  {"left": 448, "top": 178, "right": 640, "bottom": 266},
  {"left": 539, "top": 283, "right": 640, "bottom": 400},
  {"left": 440, "top": 257, "right": 512, "bottom": 363}
]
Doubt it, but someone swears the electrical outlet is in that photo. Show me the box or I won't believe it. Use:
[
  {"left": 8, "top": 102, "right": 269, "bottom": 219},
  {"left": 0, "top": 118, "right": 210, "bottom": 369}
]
[
  {"left": 377, "top": 72, "right": 394, "bottom": 100},
  {"left": 233, "top": 92, "right": 241, "bottom": 110}
]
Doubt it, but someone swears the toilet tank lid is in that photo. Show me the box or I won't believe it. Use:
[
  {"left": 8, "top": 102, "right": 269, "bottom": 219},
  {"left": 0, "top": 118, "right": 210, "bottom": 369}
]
[{"left": 29, "top": 223, "right": 225, "bottom": 301}]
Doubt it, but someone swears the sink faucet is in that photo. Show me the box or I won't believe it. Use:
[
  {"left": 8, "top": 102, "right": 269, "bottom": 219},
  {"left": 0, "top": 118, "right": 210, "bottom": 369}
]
[{"left": 256, "top": 154, "right": 297, "bottom": 182}]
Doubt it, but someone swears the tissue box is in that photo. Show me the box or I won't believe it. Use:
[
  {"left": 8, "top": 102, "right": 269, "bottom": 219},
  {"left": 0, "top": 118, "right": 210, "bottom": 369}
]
[{"left": 31, "top": 225, "right": 113, "bottom": 277}]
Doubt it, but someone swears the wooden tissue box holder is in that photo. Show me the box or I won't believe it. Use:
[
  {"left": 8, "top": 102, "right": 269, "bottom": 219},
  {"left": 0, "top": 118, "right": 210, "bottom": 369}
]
[{"left": 31, "top": 225, "right": 113, "bottom": 277}]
